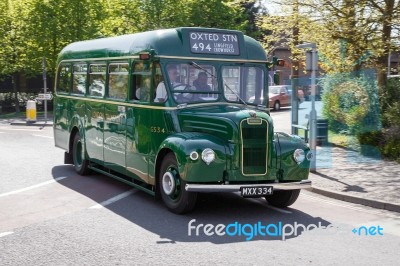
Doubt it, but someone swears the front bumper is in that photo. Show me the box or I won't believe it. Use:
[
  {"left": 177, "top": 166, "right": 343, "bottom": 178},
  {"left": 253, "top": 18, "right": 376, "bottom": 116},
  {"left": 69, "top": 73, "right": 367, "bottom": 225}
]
[{"left": 185, "top": 180, "right": 311, "bottom": 192}]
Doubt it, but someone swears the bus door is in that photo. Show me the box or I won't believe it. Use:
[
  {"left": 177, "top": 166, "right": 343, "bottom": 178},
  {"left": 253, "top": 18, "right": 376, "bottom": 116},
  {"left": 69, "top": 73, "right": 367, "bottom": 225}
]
[
  {"left": 125, "top": 62, "right": 153, "bottom": 183},
  {"left": 126, "top": 106, "right": 151, "bottom": 184},
  {"left": 103, "top": 63, "right": 129, "bottom": 172}
]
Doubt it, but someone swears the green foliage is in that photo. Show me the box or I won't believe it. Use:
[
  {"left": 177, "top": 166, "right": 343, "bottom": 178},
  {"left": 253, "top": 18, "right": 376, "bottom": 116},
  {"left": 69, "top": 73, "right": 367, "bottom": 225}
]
[
  {"left": 259, "top": 0, "right": 400, "bottom": 75},
  {"left": 381, "top": 78, "right": 400, "bottom": 127},
  {"left": 358, "top": 127, "right": 400, "bottom": 162},
  {"left": 26, "top": 0, "right": 105, "bottom": 73},
  {"left": 0, "top": 0, "right": 32, "bottom": 75},
  {"left": 321, "top": 72, "right": 381, "bottom": 135}
]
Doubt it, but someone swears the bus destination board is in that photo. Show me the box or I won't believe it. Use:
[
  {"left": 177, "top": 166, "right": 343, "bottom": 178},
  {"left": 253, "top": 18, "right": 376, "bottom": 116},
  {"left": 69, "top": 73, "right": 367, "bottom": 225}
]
[{"left": 189, "top": 31, "right": 240, "bottom": 55}]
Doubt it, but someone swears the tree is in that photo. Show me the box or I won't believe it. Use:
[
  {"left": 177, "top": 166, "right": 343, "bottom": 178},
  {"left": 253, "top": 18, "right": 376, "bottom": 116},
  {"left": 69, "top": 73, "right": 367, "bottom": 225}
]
[
  {"left": 101, "top": 0, "right": 142, "bottom": 35},
  {"left": 238, "top": 0, "right": 269, "bottom": 39},
  {"left": 138, "top": 0, "right": 190, "bottom": 31},
  {"left": 259, "top": 0, "right": 400, "bottom": 80},
  {"left": 26, "top": 0, "right": 105, "bottom": 75},
  {"left": 0, "top": 0, "right": 32, "bottom": 112}
]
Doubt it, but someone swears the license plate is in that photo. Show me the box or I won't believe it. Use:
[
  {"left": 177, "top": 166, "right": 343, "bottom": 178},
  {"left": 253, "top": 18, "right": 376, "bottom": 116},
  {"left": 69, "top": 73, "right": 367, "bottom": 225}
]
[{"left": 240, "top": 186, "right": 273, "bottom": 197}]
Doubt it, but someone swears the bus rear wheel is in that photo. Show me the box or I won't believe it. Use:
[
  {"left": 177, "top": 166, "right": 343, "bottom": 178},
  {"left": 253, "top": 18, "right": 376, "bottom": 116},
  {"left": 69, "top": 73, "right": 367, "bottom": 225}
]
[
  {"left": 72, "top": 132, "right": 90, "bottom": 175},
  {"left": 265, "top": 189, "right": 300, "bottom": 207},
  {"left": 159, "top": 153, "right": 197, "bottom": 214}
]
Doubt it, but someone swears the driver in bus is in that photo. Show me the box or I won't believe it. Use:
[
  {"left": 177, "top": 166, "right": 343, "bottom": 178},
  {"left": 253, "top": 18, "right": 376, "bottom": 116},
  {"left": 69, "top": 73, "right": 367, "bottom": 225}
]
[
  {"left": 154, "top": 65, "right": 180, "bottom": 103},
  {"left": 192, "top": 72, "right": 211, "bottom": 100}
]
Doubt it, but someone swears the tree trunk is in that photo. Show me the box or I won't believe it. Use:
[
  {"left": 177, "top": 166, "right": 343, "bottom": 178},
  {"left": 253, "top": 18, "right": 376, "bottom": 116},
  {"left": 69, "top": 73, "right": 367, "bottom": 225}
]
[
  {"left": 376, "top": 0, "right": 394, "bottom": 92},
  {"left": 12, "top": 73, "right": 20, "bottom": 113}
]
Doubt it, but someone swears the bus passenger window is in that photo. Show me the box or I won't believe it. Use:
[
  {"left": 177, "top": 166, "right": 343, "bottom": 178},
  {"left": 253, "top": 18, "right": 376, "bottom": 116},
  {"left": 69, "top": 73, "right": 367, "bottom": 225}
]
[
  {"left": 72, "top": 64, "right": 87, "bottom": 95},
  {"left": 57, "top": 64, "right": 71, "bottom": 93},
  {"left": 89, "top": 64, "right": 106, "bottom": 97},
  {"left": 108, "top": 63, "right": 128, "bottom": 100}
]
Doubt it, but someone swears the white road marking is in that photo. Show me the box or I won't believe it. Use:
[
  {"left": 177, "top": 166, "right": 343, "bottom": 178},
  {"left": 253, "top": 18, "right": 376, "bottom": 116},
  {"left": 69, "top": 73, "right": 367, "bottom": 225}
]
[
  {"left": 0, "top": 128, "right": 42, "bottom": 132},
  {"left": 89, "top": 189, "right": 137, "bottom": 209},
  {"left": 0, "top": 132, "right": 4, "bottom": 133},
  {"left": 0, "top": 176, "right": 68, "bottom": 198},
  {"left": 32, "top": 134, "right": 53, "bottom": 139},
  {"left": 0, "top": 232, "right": 14, "bottom": 238}
]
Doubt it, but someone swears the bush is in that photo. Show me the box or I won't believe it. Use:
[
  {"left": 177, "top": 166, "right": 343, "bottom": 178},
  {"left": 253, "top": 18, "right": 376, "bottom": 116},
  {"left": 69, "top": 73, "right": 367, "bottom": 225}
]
[
  {"left": 321, "top": 71, "right": 381, "bottom": 135},
  {"left": 357, "top": 127, "right": 400, "bottom": 161},
  {"left": 381, "top": 78, "right": 400, "bottom": 127}
]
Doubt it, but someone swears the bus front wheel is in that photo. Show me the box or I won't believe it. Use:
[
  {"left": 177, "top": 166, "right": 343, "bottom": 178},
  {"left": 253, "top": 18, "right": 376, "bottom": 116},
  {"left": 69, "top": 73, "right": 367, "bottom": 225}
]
[
  {"left": 72, "top": 132, "right": 90, "bottom": 175},
  {"left": 159, "top": 153, "right": 197, "bottom": 214},
  {"left": 265, "top": 189, "right": 300, "bottom": 208}
]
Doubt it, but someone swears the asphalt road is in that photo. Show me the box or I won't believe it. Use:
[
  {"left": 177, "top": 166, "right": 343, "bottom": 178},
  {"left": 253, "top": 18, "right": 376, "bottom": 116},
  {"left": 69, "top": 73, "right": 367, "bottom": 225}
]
[{"left": 0, "top": 124, "right": 399, "bottom": 265}]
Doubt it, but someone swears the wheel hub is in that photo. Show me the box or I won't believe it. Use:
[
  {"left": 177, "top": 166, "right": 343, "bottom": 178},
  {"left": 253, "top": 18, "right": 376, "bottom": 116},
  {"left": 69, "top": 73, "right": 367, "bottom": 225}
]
[{"left": 162, "top": 171, "right": 176, "bottom": 196}]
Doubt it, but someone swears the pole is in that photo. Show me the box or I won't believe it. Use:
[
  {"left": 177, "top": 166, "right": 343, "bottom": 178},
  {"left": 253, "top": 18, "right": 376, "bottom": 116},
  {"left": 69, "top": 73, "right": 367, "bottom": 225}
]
[
  {"left": 42, "top": 57, "right": 47, "bottom": 121},
  {"left": 309, "top": 48, "right": 317, "bottom": 172}
]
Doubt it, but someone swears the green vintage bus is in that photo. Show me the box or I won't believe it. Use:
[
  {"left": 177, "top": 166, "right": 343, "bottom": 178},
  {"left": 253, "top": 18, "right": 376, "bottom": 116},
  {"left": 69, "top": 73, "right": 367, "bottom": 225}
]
[{"left": 54, "top": 27, "right": 312, "bottom": 214}]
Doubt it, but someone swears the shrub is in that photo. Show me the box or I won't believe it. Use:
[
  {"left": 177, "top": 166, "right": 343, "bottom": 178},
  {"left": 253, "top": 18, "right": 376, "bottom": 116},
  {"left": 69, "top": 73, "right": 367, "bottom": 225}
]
[
  {"left": 357, "top": 126, "right": 400, "bottom": 161},
  {"left": 321, "top": 71, "right": 381, "bottom": 135}
]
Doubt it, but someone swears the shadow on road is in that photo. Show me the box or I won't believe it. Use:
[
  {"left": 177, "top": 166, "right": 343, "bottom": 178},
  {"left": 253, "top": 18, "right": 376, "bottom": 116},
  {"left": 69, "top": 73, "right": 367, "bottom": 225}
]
[{"left": 52, "top": 165, "right": 331, "bottom": 244}]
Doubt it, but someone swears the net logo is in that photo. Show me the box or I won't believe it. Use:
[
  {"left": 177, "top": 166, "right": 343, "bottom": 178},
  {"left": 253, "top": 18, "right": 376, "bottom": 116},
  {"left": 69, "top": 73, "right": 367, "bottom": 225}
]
[{"left": 352, "top": 225, "right": 383, "bottom": 236}]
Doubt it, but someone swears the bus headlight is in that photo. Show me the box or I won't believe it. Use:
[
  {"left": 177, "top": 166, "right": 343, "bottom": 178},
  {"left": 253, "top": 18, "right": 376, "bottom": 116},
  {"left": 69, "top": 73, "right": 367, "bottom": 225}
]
[
  {"left": 202, "top": 148, "right": 215, "bottom": 165},
  {"left": 293, "top": 149, "right": 305, "bottom": 164}
]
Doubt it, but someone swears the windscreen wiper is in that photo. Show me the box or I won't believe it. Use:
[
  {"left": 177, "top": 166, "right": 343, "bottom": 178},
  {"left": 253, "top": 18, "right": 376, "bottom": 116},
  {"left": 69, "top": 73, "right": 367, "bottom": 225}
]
[{"left": 190, "top": 61, "right": 248, "bottom": 106}]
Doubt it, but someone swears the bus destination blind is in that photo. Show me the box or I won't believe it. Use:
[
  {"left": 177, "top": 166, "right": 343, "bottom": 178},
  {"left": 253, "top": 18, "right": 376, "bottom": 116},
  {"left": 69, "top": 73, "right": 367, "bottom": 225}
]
[{"left": 189, "top": 31, "right": 240, "bottom": 55}]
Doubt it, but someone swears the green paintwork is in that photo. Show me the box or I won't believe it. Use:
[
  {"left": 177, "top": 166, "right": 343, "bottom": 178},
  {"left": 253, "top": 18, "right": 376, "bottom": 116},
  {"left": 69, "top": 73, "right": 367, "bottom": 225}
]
[
  {"left": 57, "top": 28, "right": 267, "bottom": 62},
  {"left": 53, "top": 27, "right": 310, "bottom": 195}
]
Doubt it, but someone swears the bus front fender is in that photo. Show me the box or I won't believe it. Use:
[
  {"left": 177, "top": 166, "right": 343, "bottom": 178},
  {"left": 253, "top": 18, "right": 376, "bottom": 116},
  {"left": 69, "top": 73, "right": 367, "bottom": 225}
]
[{"left": 157, "top": 133, "right": 230, "bottom": 183}]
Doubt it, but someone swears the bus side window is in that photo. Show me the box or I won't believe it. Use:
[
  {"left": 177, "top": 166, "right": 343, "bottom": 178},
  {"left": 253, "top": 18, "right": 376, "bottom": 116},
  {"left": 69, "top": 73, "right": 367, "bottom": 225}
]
[
  {"left": 89, "top": 64, "right": 106, "bottom": 97},
  {"left": 72, "top": 63, "right": 87, "bottom": 95},
  {"left": 57, "top": 64, "right": 71, "bottom": 93},
  {"left": 154, "top": 63, "right": 167, "bottom": 103},
  {"left": 108, "top": 63, "right": 128, "bottom": 100},
  {"left": 132, "top": 62, "right": 151, "bottom": 102}
]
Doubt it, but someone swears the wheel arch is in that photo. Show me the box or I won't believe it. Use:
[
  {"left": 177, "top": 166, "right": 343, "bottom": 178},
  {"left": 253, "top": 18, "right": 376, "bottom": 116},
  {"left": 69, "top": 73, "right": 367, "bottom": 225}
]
[
  {"left": 154, "top": 147, "right": 174, "bottom": 199},
  {"left": 67, "top": 115, "right": 85, "bottom": 154}
]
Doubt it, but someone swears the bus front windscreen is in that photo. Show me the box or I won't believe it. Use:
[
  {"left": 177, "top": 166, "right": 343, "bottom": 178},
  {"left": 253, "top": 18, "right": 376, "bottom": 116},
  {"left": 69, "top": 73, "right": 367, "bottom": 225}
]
[
  {"left": 222, "top": 65, "right": 265, "bottom": 105},
  {"left": 166, "top": 63, "right": 219, "bottom": 104}
]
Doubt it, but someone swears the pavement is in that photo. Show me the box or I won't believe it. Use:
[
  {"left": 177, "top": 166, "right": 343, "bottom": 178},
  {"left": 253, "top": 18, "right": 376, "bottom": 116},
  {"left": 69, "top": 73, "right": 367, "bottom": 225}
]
[
  {"left": 1, "top": 113, "right": 399, "bottom": 213},
  {"left": 0, "top": 114, "right": 53, "bottom": 127},
  {"left": 308, "top": 144, "right": 400, "bottom": 212}
]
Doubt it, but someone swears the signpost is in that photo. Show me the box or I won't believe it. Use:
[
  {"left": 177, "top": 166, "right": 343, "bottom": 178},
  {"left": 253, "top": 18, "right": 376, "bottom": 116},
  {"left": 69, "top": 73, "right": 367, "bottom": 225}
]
[
  {"left": 296, "top": 43, "right": 318, "bottom": 172},
  {"left": 37, "top": 93, "right": 53, "bottom": 100}
]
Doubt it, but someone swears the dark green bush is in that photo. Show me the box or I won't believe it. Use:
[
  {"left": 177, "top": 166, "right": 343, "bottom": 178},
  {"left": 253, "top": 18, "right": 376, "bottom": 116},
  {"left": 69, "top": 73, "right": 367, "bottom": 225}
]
[{"left": 357, "top": 127, "right": 400, "bottom": 162}]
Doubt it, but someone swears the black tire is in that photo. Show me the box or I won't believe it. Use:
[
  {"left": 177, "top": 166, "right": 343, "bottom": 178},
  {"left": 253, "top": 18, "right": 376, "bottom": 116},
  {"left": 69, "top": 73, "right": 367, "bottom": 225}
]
[
  {"left": 159, "top": 153, "right": 197, "bottom": 214},
  {"left": 265, "top": 189, "right": 300, "bottom": 208},
  {"left": 72, "top": 132, "right": 90, "bottom": 175},
  {"left": 274, "top": 101, "right": 281, "bottom": 111}
]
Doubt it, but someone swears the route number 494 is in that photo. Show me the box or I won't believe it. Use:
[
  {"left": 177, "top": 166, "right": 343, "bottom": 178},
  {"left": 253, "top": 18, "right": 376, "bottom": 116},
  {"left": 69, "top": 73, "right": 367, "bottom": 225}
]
[{"left": 192, "top": 43, "right": 211, "bottom": 51}]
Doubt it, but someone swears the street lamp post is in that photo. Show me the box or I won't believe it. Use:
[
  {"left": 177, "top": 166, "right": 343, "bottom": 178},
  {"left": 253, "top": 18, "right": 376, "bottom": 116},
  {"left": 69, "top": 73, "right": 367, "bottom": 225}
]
[{"left": 296, "top": 43, "right": 318, "bottom": 172}]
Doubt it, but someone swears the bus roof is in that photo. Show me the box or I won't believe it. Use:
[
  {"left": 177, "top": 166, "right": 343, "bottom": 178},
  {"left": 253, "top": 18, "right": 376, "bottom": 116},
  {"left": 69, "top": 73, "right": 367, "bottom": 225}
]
[{"left": 58, "top": 27, "right": 267, "bottom": 63}]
